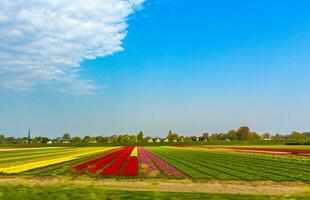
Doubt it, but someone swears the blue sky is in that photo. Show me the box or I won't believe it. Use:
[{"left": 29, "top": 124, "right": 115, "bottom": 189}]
[{"left": 1, "top": 0, "right": 310, "bottom": 137}]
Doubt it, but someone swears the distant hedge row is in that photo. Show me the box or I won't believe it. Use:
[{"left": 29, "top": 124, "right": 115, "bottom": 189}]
[{"left": 0, "top": 139, "right": 309, "bottom": 147}]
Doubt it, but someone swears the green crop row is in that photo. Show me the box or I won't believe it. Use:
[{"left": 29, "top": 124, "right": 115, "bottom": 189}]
[
  {"left": 172, "top": 149, "right": 310, "bottom": 180},
  {"left": 164, "top": 149, "right": 307, "bottom": 181},
  {"left": 147, "top": 147, "right": 310, "bottom": 181}
]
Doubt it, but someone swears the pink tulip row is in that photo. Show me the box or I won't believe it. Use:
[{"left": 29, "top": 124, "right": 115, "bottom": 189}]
[
  {"left": 137, "top": 147, "right": 160, "bottom": 175},
  {"left": 142, "top": 147, "right": 184, "bottom": 176}
]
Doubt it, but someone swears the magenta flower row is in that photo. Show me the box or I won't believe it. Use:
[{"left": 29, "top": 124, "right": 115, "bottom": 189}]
[
  {"left": 143, "top": 148, "right": 184, "bottom": 176},
  {"left": 137, "top": 146, "right": 159, "bottom": 174}
]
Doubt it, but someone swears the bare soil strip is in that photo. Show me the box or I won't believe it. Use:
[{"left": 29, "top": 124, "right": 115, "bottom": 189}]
[{"left": 0, "top": 177, "right": 309, "bottom": 196}]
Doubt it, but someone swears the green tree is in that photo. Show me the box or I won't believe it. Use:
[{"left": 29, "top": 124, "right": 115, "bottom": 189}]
[
  {"left": 219, "top": 133, "right": 228, "bottom": 140},
  {"left": 190, "top": 136, "right": 198, "bottom": 141},
  {"left": 290, "top": 131, "right": 308, "bottom": 140},
  {"left": 120, "top": 134, "right": 130, "bottom": 143},
  {"left": 208, "top": 134, "right": 218, "bottom": 141},
  {"left": 62, "top": 132, "right": 71, "bottom": 140},
  {"left": 31, "top": 137, "right": 41, "bottom": 144},
  {"left": 41, "top": 137, "right": 49, "bottom": 144},
  {"left": 202, "top": 132, "right": 209, "bottom": 141},
  {"left": 95, "top": 136, "right": 109, "bottom": 143},
  {"left": 129, "top": 135, "right": 137, "bottom": 142},
  {"left": 137, "top": 131, "right": 144, "bottom": 142},
  {"left": 52, "top": 137, "right": 61, "bottom": 144},
  {"left": 227, "top": 130, "right": 238, "bottom": 140},
  {"left": 0, "top": 134, "right": 5, "bottom": 144},
  {"left": 237, "top": 126, "right": 251, "bottom": 140},
  {"left": 302, "top": 132, "right": 310, "bottom": 138},
  {"left": 32, "top": 136, "right": 49, "bottom": 144},
  {"left": 183, "top": 136, "right": 191, "bottom": 142},
  {"left": 5, "top": 137, "right": 15, "bottom": 144},
  {"left": 250, "top": 132, "right": 262, "bottom": 140},
  {"left": 109, "top": 135, "right": 118, "bottom": 143},
  {"left": 273, "top": 133, "right": 286, "bottom": 140},
  {"left": 72, "top": 137, "right": 82, "bottom": 143},
  {"left": 167, "top": 130, "right": 179, "bottom": 141},
  {"left": 83, "top": 136, "right": 91, "bottom": 143}
]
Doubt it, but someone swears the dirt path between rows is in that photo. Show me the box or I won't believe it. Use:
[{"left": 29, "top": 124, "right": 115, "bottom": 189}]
[{"left": 0, "top": 177, "right": 309, "bottom": 196}]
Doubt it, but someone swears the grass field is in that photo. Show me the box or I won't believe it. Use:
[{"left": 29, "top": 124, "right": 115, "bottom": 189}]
[{"left": 1, "top": 183, "right": 309, "bottom": 200}]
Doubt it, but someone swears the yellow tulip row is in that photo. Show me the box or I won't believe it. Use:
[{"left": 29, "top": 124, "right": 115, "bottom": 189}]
[
  {"left": 0, "top": 148, "right": 103, "bottom": 168},
  {"left": 130, "top": 147, "right": 138, "bottom": 157},
  {"left": 0, "top": 147, "right": 91, "bottom": 162},
  {"left": 0, "top": 147, "right": 117, "bottom": 174}
]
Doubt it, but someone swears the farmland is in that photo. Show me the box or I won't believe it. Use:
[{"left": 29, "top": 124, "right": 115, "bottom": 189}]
[
  {"left": 0, "top": 147, "right": 116, "bottom": 174},
  {"left": 0, "top": 145, "right": 309, "bottom": 199},
  {"left": 0, "top": 145, "right": 309, "bottom": 181},
  {"left": 146, "top": 146, "right": 310, "bottom": 180}
]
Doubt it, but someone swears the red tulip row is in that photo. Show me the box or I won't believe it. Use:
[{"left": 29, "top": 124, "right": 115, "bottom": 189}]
[
  {"left": 87, "top": 147, "right": 131, "bottom": 174},
  {"left": 120, "top": 156, "right": 138, "bottom": 176},
  {"left": 101, "top": 146, "right": 134, "bottom": 176},
  {"left": 74, "top": 146, "right": 139, "bottom": 176},
  {"left": 73, "top": 147, "right": 125, "bottom": 171}
]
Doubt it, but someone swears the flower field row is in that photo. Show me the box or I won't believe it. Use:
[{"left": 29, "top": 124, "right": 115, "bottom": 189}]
[
  {"left": 0, "top": 148, "right": 106, "bottom": 166},
  {"left": 120, "top": 147, "right": 138, "bottom": 176},
  {"left": 21, "top": 151, "right": 113, "bottom": 176},
  {"left": 101, "top": 147, "right": 134, "bottom": 175},
  {"left": 2, "top": 146, "right": 308, "bottom": 181},
  {"left": 0, "top": 147, "right": 115, "bottom": 174},
  {"left": 73, "top": 146, "right": 184, "bottom": 178},
  {"left": 140, "top": 147, "right": 184, "bottom": 177},
  {"left": 74, "top": 146, "right": 137, "bottom": 176},
  {"left": 74, "top": 147, "right": 125, "bottom": 171},
  {"left": 137, "top": 146, "right": 160, "bottom": 176},
  {"left": 146, "top": 146, "right": 310, "bottom": 180},
  {"left": 0, "top": 148, "right": 66, "bottom": 161}
]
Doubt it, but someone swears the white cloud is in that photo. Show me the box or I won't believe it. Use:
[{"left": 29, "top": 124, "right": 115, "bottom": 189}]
[{"left": 0, "top": 0, "right": 144, "bottom": 95}]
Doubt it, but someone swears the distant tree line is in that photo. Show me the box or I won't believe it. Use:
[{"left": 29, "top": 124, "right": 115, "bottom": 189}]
[{"left": 0, "top": 127, "right": 309, "bottom": 144}]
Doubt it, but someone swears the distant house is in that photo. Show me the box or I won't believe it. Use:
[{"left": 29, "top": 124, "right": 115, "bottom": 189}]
[
  {"left": 88, "top": 140, "right": 97, "bottom": 144},
  {"left": 156, "top": 138, "right": 161, "bottom": 143},
  {"left": 47, "top": 141, "right": 53, "bottom": 144},
  {"left": 148, "top": 138, "right": 153, "bottom": 143},
  {"left": 163, "top": 138, "right": 169, "bottom": 142},
  {"left": 60, "top": 139, "right": 71, "bottom": 144}
]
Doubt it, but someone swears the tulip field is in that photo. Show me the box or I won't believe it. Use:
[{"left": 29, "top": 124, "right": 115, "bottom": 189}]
[
  {"left": 0, "top": 147, "right": 116, "bottom": 174},
  {"left": 0, "top": 145, "right": 309, "bottom": 181}
]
